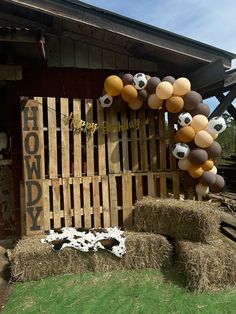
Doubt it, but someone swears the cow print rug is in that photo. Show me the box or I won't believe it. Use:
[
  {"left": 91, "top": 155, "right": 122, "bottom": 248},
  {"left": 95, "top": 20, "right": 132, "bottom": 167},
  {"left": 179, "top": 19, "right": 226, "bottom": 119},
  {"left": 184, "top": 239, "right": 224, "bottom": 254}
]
[{"left": 41, "top": 227, "right": 126, "bottom": 258}]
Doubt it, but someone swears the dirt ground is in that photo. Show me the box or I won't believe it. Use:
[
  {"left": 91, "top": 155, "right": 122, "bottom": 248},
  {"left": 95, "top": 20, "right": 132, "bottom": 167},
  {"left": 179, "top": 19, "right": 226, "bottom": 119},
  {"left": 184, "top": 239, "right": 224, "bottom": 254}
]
[{"left": 0, "top": 239, "right": 15, "bottom": 312}]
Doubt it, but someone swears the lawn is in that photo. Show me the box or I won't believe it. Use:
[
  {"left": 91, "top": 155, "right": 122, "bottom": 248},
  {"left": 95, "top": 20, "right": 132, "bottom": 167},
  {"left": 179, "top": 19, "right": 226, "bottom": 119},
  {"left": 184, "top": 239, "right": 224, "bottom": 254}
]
[{"left": 4, "top": 269, "right": 236, "bottom": 314}]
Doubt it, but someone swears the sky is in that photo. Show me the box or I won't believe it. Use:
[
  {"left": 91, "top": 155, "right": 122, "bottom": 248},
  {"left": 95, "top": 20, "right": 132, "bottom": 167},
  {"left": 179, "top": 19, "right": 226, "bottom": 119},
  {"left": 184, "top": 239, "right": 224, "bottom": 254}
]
[{"left": 82, "top": 0, "right": 236, "bottom": 110}]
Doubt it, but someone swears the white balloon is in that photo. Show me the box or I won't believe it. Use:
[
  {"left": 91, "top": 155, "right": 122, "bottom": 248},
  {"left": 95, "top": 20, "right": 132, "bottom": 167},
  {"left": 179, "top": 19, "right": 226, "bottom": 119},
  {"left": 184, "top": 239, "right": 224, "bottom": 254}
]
[
  {"left": 208, "top": 116, "right": 226, "bottom": 134},
  {"left": 196, "top": 183, "right": 209, "bottom": 196},
  {"left": 208, "top": 166, "right": 217, "bottom": 174}
]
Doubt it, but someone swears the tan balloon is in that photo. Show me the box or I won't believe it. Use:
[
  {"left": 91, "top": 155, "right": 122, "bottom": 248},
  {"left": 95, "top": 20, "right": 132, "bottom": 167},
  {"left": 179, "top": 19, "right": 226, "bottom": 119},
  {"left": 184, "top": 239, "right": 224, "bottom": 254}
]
[
  {"left": 156, "top": 81, "right": 173, "bottom": 100},
  {"left": 190, "top": 115, "right": 209, "bottom": 132},
  {"left": 178, "top": 158, "right": 191, "bottom": 171},
  {"left": 194, "top": 130, "right": 213, "bottom": 148},
  {"left": 128, "top": 98, "right": 143, "bottom": 110},
  {"left": 104, "top": 75, "right": 123, "bottom": 96},
  {"left": 201, "top": 159, "right": 214, "bottom": 171},
  {"left": 166, "top": 96, "right": 184, "bottom": 113},
  {"left": 177, "top": 126, "right": 195, "bottom": 143},
  {"left": 121, "top": 84, "right": 138, "bottom": 103},
  {"left": 209, "top": 132, "right": 218, "bottom": 140},
  {"left": 196, "top": 183, "right": 209, "bottom": 196},
  {"left": 148, "top": 94, "right": 163, "bottom": 109},
  {"left": 208, "top": 166, "right": 217, "bottom": 174},
  {"left": 173, "top": 77, "right": 191, "bottom": 96},
  {"left": 188, "top": 165, "right": 204, "bottom": 178}
]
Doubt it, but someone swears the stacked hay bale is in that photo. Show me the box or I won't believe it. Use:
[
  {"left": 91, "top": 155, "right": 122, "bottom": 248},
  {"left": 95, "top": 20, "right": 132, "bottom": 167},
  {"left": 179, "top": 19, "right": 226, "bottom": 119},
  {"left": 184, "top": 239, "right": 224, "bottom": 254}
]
[
  {"left": 134, "top": 197, "right": 236, "bottom": 292},
  {"left": 10, "top": 232, "right": 172, "bottom": 282}
]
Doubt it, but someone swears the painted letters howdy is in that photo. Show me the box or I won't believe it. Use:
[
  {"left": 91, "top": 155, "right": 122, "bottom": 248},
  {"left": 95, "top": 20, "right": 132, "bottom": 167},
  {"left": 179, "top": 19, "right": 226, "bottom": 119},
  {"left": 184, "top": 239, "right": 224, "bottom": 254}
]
[{"left": 22, "top": 100, "right": 44, "bottom": 234}]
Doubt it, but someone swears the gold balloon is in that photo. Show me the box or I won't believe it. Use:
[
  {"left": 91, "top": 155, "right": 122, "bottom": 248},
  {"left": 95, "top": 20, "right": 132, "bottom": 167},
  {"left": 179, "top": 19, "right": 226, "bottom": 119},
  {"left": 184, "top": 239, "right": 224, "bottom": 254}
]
[
  {"left": 201, "top": 160, "right": 214, "bottom": 171},
  {"left": 156, "top": 81, "right": 173, "bottom": 100},
  {"left": 166, "top": 96, "right": 184, "bottom": 113},
  {"left": 128, "top": 98, "right": 143, "bottom": 110},
  {"left": 196, "top": 183, "right": 209, "bottom": 196},
  {"left": 190, "top": 115, "right": 208, "bottom": 132},
  {"left": 121, "top": 84, "right": 138, "bottom": 103},
  {"left": 177, "top": 126, "right": 195, "bottom": 143},
  {"left": 189, "top": 165, "right": 204, "bottom": 178},
  {"left": 104, "top": 75, "right": 123, "bottom": 96},
  {"left": 173, "top": 77, "right": 191, "bottom": 96},
  {"left": 194, "top": 130, "right": 213, "bottom": 148},
  {"left": 148, "top": 94, "right": 163, "bottom": 109}
]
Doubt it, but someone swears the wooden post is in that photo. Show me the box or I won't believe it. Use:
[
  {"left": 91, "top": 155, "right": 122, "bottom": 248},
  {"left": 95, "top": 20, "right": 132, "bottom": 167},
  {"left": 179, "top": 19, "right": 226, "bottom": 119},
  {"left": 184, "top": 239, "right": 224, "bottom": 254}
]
[{"left": 21, "top": 99, "right": 44, "bottom": 235}]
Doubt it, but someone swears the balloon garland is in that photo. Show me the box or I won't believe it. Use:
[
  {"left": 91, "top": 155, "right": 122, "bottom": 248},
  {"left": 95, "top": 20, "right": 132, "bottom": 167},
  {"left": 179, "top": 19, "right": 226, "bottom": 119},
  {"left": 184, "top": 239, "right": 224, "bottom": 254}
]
[{"left": 99, "top": 73, "right": 227, "bottom": 196}]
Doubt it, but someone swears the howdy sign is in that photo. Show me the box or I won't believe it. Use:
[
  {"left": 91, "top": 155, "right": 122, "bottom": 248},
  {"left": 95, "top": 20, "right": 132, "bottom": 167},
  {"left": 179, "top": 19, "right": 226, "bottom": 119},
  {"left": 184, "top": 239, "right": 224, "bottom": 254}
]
[{"left": 21, "top": 100, "right": 44, "bottom": 235}]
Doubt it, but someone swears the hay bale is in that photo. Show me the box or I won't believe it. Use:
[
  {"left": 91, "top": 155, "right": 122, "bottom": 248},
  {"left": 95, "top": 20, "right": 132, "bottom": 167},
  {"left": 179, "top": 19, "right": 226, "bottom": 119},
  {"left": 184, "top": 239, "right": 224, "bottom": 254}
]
[
  {"left": 134, "top": 197, "right": 220, "bottom": 242},
  {"left": 10, "top": 232, "right": 173, "bottom": 282},
  {"left": 176, "top": 239, "right": 236, "bottom": 292}
]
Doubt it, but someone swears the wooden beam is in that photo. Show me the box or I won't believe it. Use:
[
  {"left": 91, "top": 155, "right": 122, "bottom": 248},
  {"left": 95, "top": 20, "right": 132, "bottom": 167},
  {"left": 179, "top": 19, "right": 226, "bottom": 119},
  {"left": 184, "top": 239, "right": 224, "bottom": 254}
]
[
  {"left": 188, "top": 59, "right": 225, "bottom": 91},
  {"left": 0, "top": 64, "right": 22, "bottom": 80},
  {"left": 0, "top": 28, "right": 45, "bottom": 43},
  {"left": 209, "top": 85, "right": 236, "bottom": 118},
  {"left": 216, "top": 94, "right": 236, "bottom": 120}
]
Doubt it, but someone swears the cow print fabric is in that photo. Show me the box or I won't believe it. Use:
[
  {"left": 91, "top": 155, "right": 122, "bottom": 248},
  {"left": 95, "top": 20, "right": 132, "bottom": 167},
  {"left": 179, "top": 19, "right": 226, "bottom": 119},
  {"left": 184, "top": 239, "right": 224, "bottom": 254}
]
[{"left": 41, "top": 227, "right": 126, "bottom": 258}]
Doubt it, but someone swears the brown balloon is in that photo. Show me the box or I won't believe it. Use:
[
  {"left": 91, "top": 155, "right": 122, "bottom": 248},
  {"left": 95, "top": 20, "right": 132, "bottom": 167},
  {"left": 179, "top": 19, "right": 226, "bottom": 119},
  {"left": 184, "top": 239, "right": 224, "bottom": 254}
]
[
  {"left": 188, "top": 148, "right": 208, "bottom": 165},
  {"left": 183, "top": 91, "right": 203, "bottom": 111},
  {"left": 199, "top": 172, "right": 217, "bottom": 186},
  {"left": 190, "top": 103, "right": 210, "bottom": 117},
  {"left": 162, "top": 76, "right": 176, "bottom": 84},
  {"left": 122, "top": 73, "right": 133, "bottom": 86},
  {"left": 138, "top": 89, "right": 149, "bottom": 101},
  {"left": 206, "top": 141, "right": 222, "bottom": 158},
  {"left": 146, "top": 77, "right": 161, "bottom": 94},
  {"left": 209, "top": 174, "right": 225, "bottom": 192}
]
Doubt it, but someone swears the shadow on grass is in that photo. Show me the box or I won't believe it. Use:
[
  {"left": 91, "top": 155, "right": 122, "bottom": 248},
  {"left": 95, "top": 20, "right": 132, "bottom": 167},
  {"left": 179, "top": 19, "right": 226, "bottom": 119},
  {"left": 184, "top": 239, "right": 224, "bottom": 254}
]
[{"left": 161, "top": 265, "right": 187, "bottom": 290}]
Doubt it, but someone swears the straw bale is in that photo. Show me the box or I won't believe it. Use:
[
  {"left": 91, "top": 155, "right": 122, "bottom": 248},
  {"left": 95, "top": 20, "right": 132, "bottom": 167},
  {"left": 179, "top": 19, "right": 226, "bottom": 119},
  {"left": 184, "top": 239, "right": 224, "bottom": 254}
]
[
  {"left": 10, "top": 232, "right": 172, "bottom": 282},
  {"left": 176, "top": 239, "right": 236, "bottom": 292},
  {"left": 133, "top": 197, "right": 220, "bottom": 243}
]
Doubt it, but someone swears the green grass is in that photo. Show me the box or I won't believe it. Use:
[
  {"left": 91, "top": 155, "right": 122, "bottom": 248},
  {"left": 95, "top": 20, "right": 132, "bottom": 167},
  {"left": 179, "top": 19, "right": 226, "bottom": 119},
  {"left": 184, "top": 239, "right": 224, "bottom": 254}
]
[{"left": 4, "top": 269, "right": 236, "bottom": 314}]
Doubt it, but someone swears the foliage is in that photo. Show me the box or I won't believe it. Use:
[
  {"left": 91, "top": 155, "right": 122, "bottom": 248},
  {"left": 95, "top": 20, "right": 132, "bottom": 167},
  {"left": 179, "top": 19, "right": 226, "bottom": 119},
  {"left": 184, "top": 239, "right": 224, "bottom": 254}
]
[{"left": 4, "top": 269, "right": 236, "bottom": 314}]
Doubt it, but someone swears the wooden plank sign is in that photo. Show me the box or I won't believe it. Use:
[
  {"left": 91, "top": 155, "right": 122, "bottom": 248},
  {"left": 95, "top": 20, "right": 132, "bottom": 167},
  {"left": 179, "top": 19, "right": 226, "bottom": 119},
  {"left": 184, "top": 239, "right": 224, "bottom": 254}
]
[{"left": 21, "top": 100, "right": 44, "bottom": 235}]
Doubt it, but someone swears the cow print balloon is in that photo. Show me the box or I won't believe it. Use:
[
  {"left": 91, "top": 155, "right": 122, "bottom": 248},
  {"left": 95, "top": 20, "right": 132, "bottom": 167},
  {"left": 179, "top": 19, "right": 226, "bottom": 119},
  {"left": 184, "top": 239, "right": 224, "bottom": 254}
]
[
  {"left": 178, "top": 112, "right": 192, "bottom": 126},
  {"left": 172, "top": 143, "right": 190, "bottom": 159},
  {"left": 132, "top": 73, "right": 147, "bottom": 90},
  {"left": 99, "top": 94, "right": 113, "bottom": 108},
  {"left": 208, "top": 116, "right": 226, "bottom": 134}
]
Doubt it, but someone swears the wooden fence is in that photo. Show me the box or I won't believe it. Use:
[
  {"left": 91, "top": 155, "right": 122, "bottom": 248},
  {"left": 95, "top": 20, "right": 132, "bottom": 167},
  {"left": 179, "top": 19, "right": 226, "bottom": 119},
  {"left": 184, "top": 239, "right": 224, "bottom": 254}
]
[{"left": 21, "top": 97, "right": 193, "bottom": 235}]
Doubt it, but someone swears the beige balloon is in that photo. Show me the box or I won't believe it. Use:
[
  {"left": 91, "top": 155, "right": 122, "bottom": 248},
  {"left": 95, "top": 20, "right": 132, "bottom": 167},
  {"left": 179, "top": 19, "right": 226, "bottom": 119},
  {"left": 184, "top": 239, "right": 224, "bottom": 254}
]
[
  {"left": 196, "top": 183, "right": 209, "bottom": 196},
  {"left": 156, "top": 81, "right": 173, "bottom": 100},
  {"left": 190, "top": 115, "right": 208, "bottom": 132},
  {"left": 208, "top": 166, "right": 217, "bottom": 174},
  {"left": 148, "top": 94, "right": 163, "bottom": 109},
  {"left": 178, "top": 158, "right": 191, "bottom": 171},
  {"left": 194, "top": 130, "right": 213, "bottom": 148},
  {"left": 173, "top": 77, "right": 191, "bottom": 96},
  {"left": 128, "top": 98, "right": 143, "bottom": 110}
]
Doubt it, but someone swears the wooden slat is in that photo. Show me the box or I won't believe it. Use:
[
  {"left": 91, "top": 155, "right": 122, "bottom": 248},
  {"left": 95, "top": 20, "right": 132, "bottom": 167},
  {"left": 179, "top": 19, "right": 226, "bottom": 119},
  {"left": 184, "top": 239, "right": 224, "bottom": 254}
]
[
  {"left": 47, "top": 97, "right": 58, "bottom": 178},
  {"left": 73, "top": 99, "right": 82, "bottom": 177},
  {"left": 43, "top": 180, "right": 50, "bottom": 231},
  {"left": 85, "top": 99, "right": 94, "bottom": 176},
  {"left": 61, "top": 98, "right": 70, "bottom": 177},
  {"left": 220, "top": 211, "right": 236, "bottom": 228},
  {"left": 148, "top": 172, "right": 157, "bottom": 197},
  {"left": 52, "top": 179, "right": 61, "bottom": 228},
  {"left": 97, "top": 100, "right": 106, "bottom": 175},
  {"left": 20, "top": 181, "right": 26, "bottom": 237},
  {"left": 138, "top": 110, "right": 148, "bottom": 172},
  {"left": 148, "top": 110, "right": 157, "bottom": 171},
  {"left": 122, "top": 173, "right": 133, "bottom": 228},
  {"left": 160, "top": 175, "right": 167, "bottom": 198},
  {"left": 172, "top": 172, "right": 180, "bottom": 199},
  {"left": 221, "top": 226, "right": 236, "bottom": 242},
  {"left": 135, "top": 175, "right": 143, "bottom": 201},
  {"left": 109, "top": 174, "right": 118, "bottom": 226},
  {"left": 102, "top": 176, "right": 110, "bottom": 228},
  {"left": 83, "top": 176, "right": 91, "bottom": 228},
  {"left": 159, "top": 109, "right": 166, "bottom": 170},
  {"left": 34, "top": 97, "right": 45, "bottom": 179},
  {"left": 107, "top": 107, "right": 120, "bottom": 173},
  {"left": 63, "top": 178, "right": 72, "bottom": 226},
  {"left": 93, "top": 176, "right": 100, "bottom": 228},
  {"left": 121, "top": 110, "right": 129, "bottom": 172},
  {"left": 73, "top": 177, "right": 81, "bottom": 227},
  {"left": 130, "top": 111, "right": 139, "bottom": 171}
]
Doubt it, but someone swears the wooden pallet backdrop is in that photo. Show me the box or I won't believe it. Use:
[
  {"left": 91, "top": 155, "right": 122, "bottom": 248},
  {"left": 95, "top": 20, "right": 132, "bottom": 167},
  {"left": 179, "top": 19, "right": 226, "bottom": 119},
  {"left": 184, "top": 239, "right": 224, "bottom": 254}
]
[{"left": 21, "top": 97, "right": 193, "bottom": 235}]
